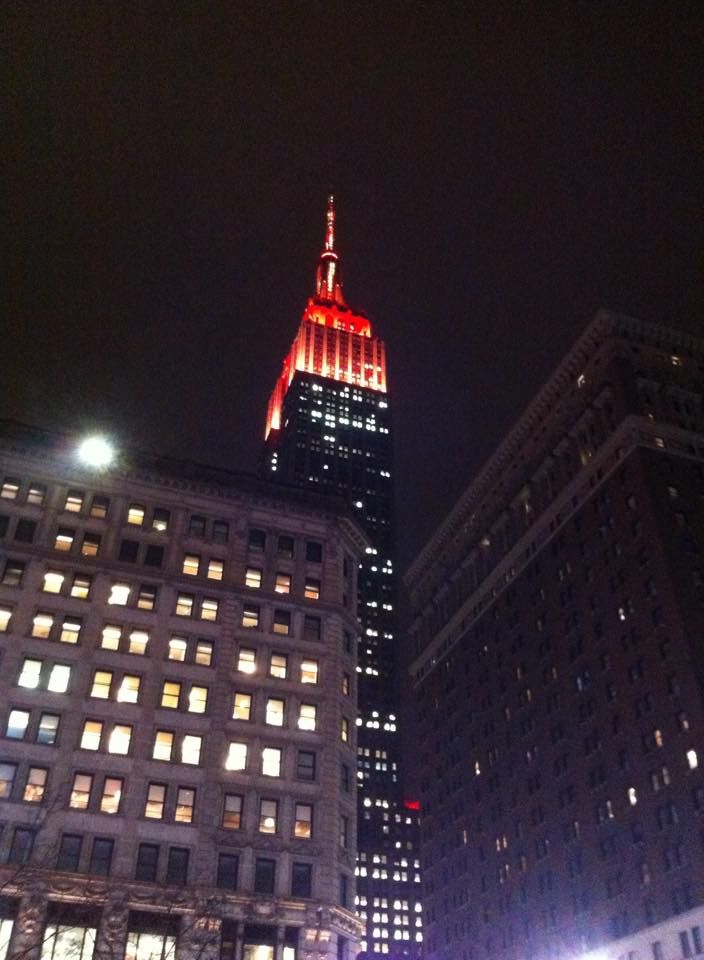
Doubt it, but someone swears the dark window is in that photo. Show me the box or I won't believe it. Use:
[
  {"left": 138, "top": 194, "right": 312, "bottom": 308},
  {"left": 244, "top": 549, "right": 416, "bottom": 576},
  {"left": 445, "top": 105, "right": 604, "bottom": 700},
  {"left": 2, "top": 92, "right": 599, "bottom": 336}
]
[
  {"left": 254, "top": 858, "right": 275, "bottom": 894},
  {"left": 135, "top": 843, "right": 159, "bottom": 882},
  {"left": 304, "top": 616, "right": 321, "bottom": 642},
  {"left": 2, "top": 559, "right": 25, "bottom": 586},
  {"left": 189, "top": 515, "right": 206, "bottom": 538},
  {"left": 297, "top": 751, "right": 316, "bottom": 781},
  {"left": 306, "top": 541, "right": 322, "bottom": 563},
  {"left": 8, "top": 828, "right": 34, "bottom": 865},
  {"left": 340, "top": 873, "right": 349, "bottom": 907},
  {"left": 341, "top": 764, "right": 350, "bottom": 792},
  {"left": 144, "top": 545, "right": 164, "bottom": 567},
  {"left": 344, "top": 631, "right": 352, "bottom": 654},
  {"left": 216, "top": 853, "right": 239, "bottom": 890},
  {"left": 0, "top": 515, "right": 8, "bottom": 538},
  {"left": 119, "top": 540, "right": 140, "bottom": 563},
  {"left": 56, "top": 834, "right": 82, "bottom": 872},
  {"left": 213, "top": 521, "right": 229, "bottom": 544},
  {"left": 249, "top": 529, "right": 266, "bottom": 551},
  {"left": 278, "top": 535, "right": 294, "bottom": 558},
  {"left": 165, "top": 847, "right": 189, "bottom": 886},
  {"left": 89, "top": 838, "right": 114, "bottom": 876},
  {"left": 14, "top": 519, "right": 37, "bottom": 543},
  {"left": 291, "top": 862, "right": 312, "bottom": 898}
]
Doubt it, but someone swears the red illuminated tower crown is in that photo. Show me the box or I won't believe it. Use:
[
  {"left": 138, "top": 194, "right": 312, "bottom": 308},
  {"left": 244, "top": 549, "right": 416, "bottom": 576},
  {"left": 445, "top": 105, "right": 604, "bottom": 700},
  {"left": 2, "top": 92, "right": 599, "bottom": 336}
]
[{"left": 264, "top": 196, "right": 387, "bottom": 438}]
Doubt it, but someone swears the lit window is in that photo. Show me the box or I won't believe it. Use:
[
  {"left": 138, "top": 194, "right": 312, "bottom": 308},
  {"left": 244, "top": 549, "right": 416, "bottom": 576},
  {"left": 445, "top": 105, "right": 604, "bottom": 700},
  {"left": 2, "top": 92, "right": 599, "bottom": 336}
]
[
  {"left": 32, "top": 613, "right": 54, "bottom": 639},
  {"left": 6, "top": 708, "right": 30, "bottom": 739},
  {"left": 153, "top": 730, "right": 174, "bottom": 761},
  {"left": 295, "top": 803, "right": 313, "bottom": 838},
  {"left": 270, "top": 653, "right": 288, "bottom": 679},
  {"left": 222, "top": 793, "right": 242, "bottom": 829},
  {"left": 242, "top": 604, "right": 260, "bottom": 628},
  {"left": 1, "top": 478, "right": 20, "bottom": 500},
  {"left": 36, "top": 712, "right": 59, "bottom": 745},
  {"left": 43, "top": 571, "right": 64, "bottom": 594},
  {"left": 91, "top": 670, "right": 113, "bottom": 699},
  {"left": 342, "top": 673, "right": 350, "bottom": 696},
  {"left": 266, "top": 698, "right": 285, "bottom": 726},
  {"left": 23, "top": 767, "right": 47, "bottom": 803},
  {"left": 145, "top": 783, "right": 166, "bottom": 819},
  {"left": 226, "top": 742, "right": 247, "bottom": 771},
  {"left": 200, "top": 597, "right": 218, "bottom": 621},
  {"left": 168, "top": 636, "right": 187, "bottom": 661},
  {"left": 305, "top": 578, "right": 321, "bottom": 600},
  {"left": 127, "top": 504, "right": 145, "bottom": 526},
  {"left": 238, "top": 648, "right": 256, "bottom": 673},
  {"left": 71, "top": 574, "right": 92, "bottom": 599},
  {"left": 182, "top": 554, "right": 200, "bottom": 576},
  {"left": 27, "top": 483, "right": 46, "bottom": 506},
  {"left": 137, "top": 584, "right": 157, "bottom": 610},
  {"left": 161, "top": 682, "right": 181, "bottom": 709},
  {"left": 188, "top": 685, "right": 208, "bottom": 714},
  {"left": 273, "top": 610, "right": 291, "bottom": 635},
  {"left": 108, "top": 582, "right": 131, "bottom": 605},
  {"left": 55, "top": 526, "right": 77, "bottom": 551},
  {"left": 298, "top": 703, "right": 317, "bottom": 731},
  {"left": 301, "top": 659, "right": 319, "bottom": 684},
  {"left": 81, "top": 532, "right": 101, "bottom": 556},
  {"left": 100, "top": 777, "right": 123, "bottom": 814},
  {"left": 181, "top": 734, "right": 202, "bottom": 765},
  {"left": 341, "top": 717, "right": 349, "bottom": 743},
  {"left": 195, "top": 640, "right": 213, "bottom": 665},
  {"left": 233, "top": 692, "right": 252, "bottom": 720},
  {"left": 0, "top": 606, "right": 11, "bottom": 632},
  {"left": 259, "top": 798, "right": 278, "bottom": 833},
  {"left": 18, "top": 658, "right": 42, "bottom": 689},
  {"left": 128, "top": 630, "right": 149, "bottom": 655},
  {"left": 0, "top": 762, "right": 17, "bottom": 798},
  {"left": 628, "top": 787, "right": 638, "bottom": 806},
  {"left": 688, "top": 749, "right": 699, "bottom": 770},
  {"left": 152, "top": 508, "right": 170, "bottom": 532},
  {"left": 205, "top": 559, "right": 223, "bottom": 582},
  {"left": 64, "top": 490, "right": 84, "bottom": 513},
  {"left": 176, "top": 593, "right": 194, "bottom": 617},
  {"left": 175, "top": 787, "right": 195, "bottom": 823},
  {"left": 245, "top": 567, "right": 262, "bottom": 589},
  {"left": 80, "top": 720, "right": 103, "bottom": 750},
  {"left": 101, "top": 624, "right": 121, "bottom": 650},
  {"left": 262, "top": 747, "right": 282, "bottom": 777},
  {"left": 108, "top": 724, "right": 132, "bottom": 755},
  {"left": 90, "top": 495, "right": 110, "bottom": 518},
  {"left": 60, "top": 617, "right": 81, "bottom": 644},
  {"left": 275, "top": 572, "right": 291, "bottom": 594},
  {"left": 70, "top": 773, "right": 93, "bottom": 810},
  {"left": 117, "top": 675, "right": 140, "bottom": 704}
]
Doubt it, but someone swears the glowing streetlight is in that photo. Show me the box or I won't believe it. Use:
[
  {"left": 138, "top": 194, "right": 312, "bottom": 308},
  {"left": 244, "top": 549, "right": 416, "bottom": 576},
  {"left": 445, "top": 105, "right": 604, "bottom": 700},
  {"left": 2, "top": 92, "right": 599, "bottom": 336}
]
[{"left": 77, "top": 435, "right": 115, "bottom": 468}]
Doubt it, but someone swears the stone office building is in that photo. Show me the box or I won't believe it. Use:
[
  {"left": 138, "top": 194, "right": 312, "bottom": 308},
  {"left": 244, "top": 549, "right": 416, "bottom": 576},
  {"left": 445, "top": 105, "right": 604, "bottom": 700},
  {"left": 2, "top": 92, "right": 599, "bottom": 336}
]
[
  {"left": 0, "top": 420, "right": 366, "bottom": 960},
  {"left": 406, "top": 313, "right": 704, "bottom": 960}
]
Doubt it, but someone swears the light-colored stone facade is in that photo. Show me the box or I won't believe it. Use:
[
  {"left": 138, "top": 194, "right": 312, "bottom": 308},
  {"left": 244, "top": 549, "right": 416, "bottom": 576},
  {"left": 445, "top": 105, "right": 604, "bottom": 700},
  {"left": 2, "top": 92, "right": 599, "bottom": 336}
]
[{"left": 0, "top": 421, "right": 366, "bottom": 960}]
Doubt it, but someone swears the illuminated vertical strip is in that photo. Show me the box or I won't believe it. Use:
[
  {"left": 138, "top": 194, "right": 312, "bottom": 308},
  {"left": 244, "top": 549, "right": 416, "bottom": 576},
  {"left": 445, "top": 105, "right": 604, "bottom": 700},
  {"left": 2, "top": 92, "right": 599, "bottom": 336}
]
[{"left": 335, "top": 328, "right": 341, "bottom": 382}]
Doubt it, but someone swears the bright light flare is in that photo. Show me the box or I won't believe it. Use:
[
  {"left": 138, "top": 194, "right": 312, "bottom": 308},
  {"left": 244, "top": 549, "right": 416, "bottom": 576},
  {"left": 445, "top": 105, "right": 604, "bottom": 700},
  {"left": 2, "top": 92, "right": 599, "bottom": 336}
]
[{"left": 77, "top": 435, "right": 114, "bottom": 468}]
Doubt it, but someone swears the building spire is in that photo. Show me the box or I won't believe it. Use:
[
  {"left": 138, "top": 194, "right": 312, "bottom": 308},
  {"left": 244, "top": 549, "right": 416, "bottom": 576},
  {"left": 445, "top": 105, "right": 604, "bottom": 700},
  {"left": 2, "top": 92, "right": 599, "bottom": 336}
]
[{"left": 315, "top": 193, "right": 345, "bottom": 304}]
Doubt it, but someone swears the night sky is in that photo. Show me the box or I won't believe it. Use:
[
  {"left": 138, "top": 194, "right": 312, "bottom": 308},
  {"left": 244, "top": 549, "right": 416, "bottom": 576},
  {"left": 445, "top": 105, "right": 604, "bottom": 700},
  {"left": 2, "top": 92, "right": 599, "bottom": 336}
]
[{"left": 6, "top": 2, "right": 702, "bottom": 568}]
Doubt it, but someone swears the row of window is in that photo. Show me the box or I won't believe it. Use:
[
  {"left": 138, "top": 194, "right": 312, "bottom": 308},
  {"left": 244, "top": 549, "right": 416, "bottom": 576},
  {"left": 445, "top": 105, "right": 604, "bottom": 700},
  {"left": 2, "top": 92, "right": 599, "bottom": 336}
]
[{"left": 3, "top": 825, "right": 323, "bottom": 899}]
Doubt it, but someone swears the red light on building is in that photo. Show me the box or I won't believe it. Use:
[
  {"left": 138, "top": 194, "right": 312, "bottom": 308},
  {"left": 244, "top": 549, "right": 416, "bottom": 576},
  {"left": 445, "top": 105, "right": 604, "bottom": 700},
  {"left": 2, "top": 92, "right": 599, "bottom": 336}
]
[
  {"left": 404, "top": 799, "right": 421, "bottom": 811},
  {"left": 264, "top": 195, "right": 387, "bottom": 438}
]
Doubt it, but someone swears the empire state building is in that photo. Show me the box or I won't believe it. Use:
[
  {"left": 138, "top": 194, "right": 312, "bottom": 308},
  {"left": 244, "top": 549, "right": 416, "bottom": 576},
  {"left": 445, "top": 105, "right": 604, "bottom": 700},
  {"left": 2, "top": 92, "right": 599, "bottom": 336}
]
[{"left": 262, "top": 197, "right": 423, "bottom": 958}]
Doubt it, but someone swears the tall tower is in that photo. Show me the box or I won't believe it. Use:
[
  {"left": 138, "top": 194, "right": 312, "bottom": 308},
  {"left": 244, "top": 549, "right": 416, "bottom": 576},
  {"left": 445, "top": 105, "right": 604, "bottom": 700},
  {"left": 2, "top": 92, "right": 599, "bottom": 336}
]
[{"left": 263, "top": 198, "right": 423, "bottom": 958}]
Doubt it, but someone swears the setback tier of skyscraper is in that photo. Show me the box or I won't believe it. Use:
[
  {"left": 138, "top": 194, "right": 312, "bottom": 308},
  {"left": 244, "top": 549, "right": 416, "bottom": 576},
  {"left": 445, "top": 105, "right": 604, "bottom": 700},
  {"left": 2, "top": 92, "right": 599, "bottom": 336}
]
[
  {"left": 262, "top": 197, "right": 423, "bottom": 958},
  {"left": 405, "top": 313, "right": 704, "bottom": 960}
]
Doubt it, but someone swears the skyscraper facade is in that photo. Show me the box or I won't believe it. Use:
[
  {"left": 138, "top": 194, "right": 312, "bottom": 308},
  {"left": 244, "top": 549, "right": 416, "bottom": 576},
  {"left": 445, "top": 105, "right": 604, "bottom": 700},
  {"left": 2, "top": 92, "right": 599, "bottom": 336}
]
[
  {"left": 406, "top": 313, "right": 704, "bottom": 960},
  {"left": 0, "top": 419, "right": 365, "bottom": 960},
  {"left": 262, "top": 198, "right": 423, "bottom": 958}
]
